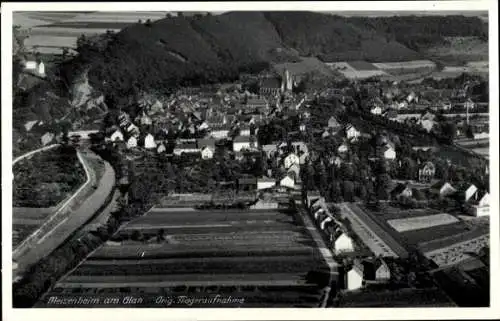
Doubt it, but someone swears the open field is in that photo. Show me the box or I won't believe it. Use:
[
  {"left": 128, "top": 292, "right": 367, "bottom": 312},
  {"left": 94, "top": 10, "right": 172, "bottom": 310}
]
[
  {"left": 356, "top": 205, "right": 476, "bottom": 252},
  {"left": 387, "top": 213, "right": 459, "bottom": 233},
  {"left": 425, "top": 37, "right": 488, "bottom": 64},
  {"left": 373, "top": 60, "right": 436, "bottom": 70},
  {"left": 40, "top": 206, "right": 330, "bottom": 307},
  {"left": 15, "top": 11, "right": 170, "bottom": 54},
  {"left": 326, "top": 61, "right": 388, "bottom": 79}
]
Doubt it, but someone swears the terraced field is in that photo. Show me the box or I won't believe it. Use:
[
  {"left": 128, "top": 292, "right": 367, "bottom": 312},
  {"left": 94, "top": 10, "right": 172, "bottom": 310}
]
[{"left": 39, "top": 207, "right": 330, "bottom": 307}]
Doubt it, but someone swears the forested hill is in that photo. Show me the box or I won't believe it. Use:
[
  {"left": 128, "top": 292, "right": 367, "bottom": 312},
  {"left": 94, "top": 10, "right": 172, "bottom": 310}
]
[
  {"left": 60, "top": 12, "right": 487, "bottom": 103},
  {"left": 345, "top": 15, "right": 488, "bottom": 51}
]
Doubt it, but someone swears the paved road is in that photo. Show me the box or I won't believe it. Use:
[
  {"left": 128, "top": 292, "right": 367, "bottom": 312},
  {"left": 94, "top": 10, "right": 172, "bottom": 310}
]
[
  {"left": 13, "top": 144, "right": 59, "bottom": 165},
  {"left": 337, "top": 202, "right": 408, "bottom": 258},
  {"left": 13, "top": 149, "right": 116, "bottom": 277},
  {"left": 13, "top": 148, "right": 92, "bottom": 257}
]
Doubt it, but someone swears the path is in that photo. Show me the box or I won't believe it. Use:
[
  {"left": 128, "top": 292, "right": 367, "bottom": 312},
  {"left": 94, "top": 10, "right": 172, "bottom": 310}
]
[
  {"left": 13, "top": 149, "right": 92, "bottom": 256},
  {"left": 13, "top": 149, "right": 116, "bottom": 277},
  {"left": 12, "top": 144, "right": 59, "bottom": 165},
  {"left": 293, "top": 199, "right": 339, "bottom": 306}
]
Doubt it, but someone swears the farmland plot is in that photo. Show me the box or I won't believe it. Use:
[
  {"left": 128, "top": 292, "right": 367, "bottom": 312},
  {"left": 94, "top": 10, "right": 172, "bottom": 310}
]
[{"left": 387, "top": 213, "right": 459, "bottom": 233}]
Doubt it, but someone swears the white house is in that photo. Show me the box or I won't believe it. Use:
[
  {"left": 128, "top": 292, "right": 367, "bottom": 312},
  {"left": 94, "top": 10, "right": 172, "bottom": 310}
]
[
  {"left": 109, "top": 129, "right": 124, "bottom": 142},
  {"left": 257, "top": 177, "right": 276, "bottom": 190},
  {"left": 420, "top": 119, "right": 436, "bottom": 133},
  {"left": 280, "top": 174, "right": 295, "bottom": 188},
  {"left": 284, "top": 153, "right": 300, "bottom": 169},
  {"left": 432, "top": 181, "right": 457, "bottom": 197},
  {"left": 383, "top": 143, "right": 396, "bottom": 160},
  {"left": 465, "top": 184, "right": 478, "bottom": 202},
  {"left": 333, "top": 232, "right": 355, "bottom": 255},
  {"left": 198, "top": 121, "right": 209, "bottom": 131},
  {"left": 240, "top": 126, "right": 251, "bottom": 137},
  {"left": 314, "top": 208, "right": 326, "bottom": 220},
  {"left": 346, "top": 125, "right": 361, "bottom": 141},
  {"left": 469, "top": 191, "right": 490, "bottom": 217},
  {"left": 288, "top": 163, "right": 300, "bottom": 180},
  {"left": 370, "top": 106, "right": 383, "bottom": 115},
  {"left": 299, "top": 123, "right": 307, "bottom": 132},
  {"left": 328, "top": 116, "right": 341, "bottom": 130},
  {"left": 211, "top": 128, "right": 230, "bottom": 139},
  {"left": 126, "top": 136, "right": 138, "bottom": 149},
  {"left": 144, "top": 134, "right": 157, "bottom": 149},
  {"left": 233, "top": 136, "right": 257, "bottom": 152},
  {"left": 375, "top": 260, "right": 391, "bottom": 282},
  {"left": 473, "top": 132, "right": 489, "bottom": 140},
  {"left": 320, "top": 216, "right": 333, "bottom": 231},
  {"left": 24, "top": 120, "right": 38, "bottom": 132},
  {"left": 397, "top": 101, "right": 408, "bottom": 109},
  {"left": 346, "top": 264, "right": 364, "bottom": 291},
  {"left": 40, "top": 132, "right": 54, "bottom": 146},
  {"left": 139, "top": 112, "right": 152, "bottom": 126},
  {"left": 201, "top": 146, "right": 214, "bottom": 159},
  {"left": 25, "top": 60, "right": 45, "bottom": 76},
  {"left": 299, "top": 152, "right": 309, "bottom": 165},
  {"left": 337, "top": 143, "right": 349, "bottom": 154},
  {"left": 157, "top": 144, "right": 167, "bottom": 154}
]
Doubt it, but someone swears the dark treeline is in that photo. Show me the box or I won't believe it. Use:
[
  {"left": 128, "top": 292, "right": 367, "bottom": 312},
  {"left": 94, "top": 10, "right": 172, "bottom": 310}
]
[{"left": 347, "top": 15, "right": 488, "bottom": 51}]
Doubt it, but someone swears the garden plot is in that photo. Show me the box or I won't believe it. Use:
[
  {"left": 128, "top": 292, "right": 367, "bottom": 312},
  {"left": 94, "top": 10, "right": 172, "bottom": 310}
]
[{"left": 387, "top": 213, "right": 459, "bottom": 233}]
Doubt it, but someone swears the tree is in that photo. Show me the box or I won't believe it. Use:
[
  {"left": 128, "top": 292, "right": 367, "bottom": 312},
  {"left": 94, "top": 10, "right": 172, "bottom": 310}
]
[
  {"left": 466, "top": 125, "right": 474, "bottom": 139},
  {"left": 342, "top": 180, "right": 355, "bottom": 202}
]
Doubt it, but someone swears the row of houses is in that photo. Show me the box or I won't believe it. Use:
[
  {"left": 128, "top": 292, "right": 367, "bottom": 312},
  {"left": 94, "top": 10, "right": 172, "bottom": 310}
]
[{"left": 307, "top": 196, "right": 393, "bottom": 291}]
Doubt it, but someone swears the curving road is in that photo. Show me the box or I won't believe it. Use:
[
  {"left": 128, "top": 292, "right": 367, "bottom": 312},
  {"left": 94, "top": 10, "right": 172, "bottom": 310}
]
[
  {"left": 13, "top": 144, "right": 59, "bottom": 165},
  {"left": 13, "top": 148, "right": 116, "bottom": 277}
]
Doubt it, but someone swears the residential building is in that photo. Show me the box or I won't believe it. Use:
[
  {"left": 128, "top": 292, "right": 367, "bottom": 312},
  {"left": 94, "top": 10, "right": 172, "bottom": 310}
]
[
  {"left": 233, "top": 136, "right": 257, "bottom": 152},
  {"left": 346, "top": 262, "right": 364, "bottom": 291},
  {"left": 40, "top": 132, "right": 54, "bottom": 146},
  {"left": 375, "top": 260, "right": 391, "bottom": 282},
  {"left": 126, "top": 136, "right": 138, "bottom": 149},
  {"left": 237, "top": 177, "right": 258, "bottom": 191},
  {"left": 468, "top": 191, "right": 489, "bottom": 217},
  {"left": 259, "top": 77, "right": 281, "bottom": 97},
  {"left": 338, "top": 143, "right": 349, "bottom": 154},
  {"left": 109, "top": 129, "right": 124, "bottom": 142},
  {"left": 370, "top": 106, "right": 383, "bottom": 115},
  {"left": 210, "top": 126, "right": 231, "bottom": 139},
  {"left": 464, "top": 184, "right": 478, "bottom": 202},
  {"left": 284, "top": 153, "right": 300, "bottom": 169},
  {"left": 391, "top": 183, "right": 413, "bottom": 199},
  {"left": 173, "top": 142, "right": 200, "bottom": 156},
  {"left": 383, "top": 142, "right": 396, "bottom": 160},
  {"left": 346, "top": 125, "right": 361, "bottom": 141},
  {"left": 332, "top": 229, "right": 355, "bottom": 255},
  {"left": 288, "top": 163, "right": 300, "bottom": 180},
  {"left": 327, "top": 116, "right": 342, "bottom": 132},
  {"left": 144, "top": 134, "right": 157, "bottom": 149},
  {"left": 280, "top": 173, "right": 295, "bottom": 188},
  {"left": 418, "top": 161, "right": 435, "bottom": 183},
  {"left": 257, "top": 177, "right": 276, "bottom": 190},
  {"left": 262, "top": 144, "right": 278, "bottom": 157},
  {"left": 201, "top": 146, "right": 215, "bottom": 159},
  {"left": 431, "top": 181, "right": 457, "bottom": 197},
  {"left": 157, "top": 143, "right": 167, "bottom": 154}
]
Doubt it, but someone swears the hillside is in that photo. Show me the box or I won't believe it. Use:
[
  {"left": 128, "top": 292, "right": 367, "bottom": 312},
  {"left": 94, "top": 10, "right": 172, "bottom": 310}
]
[
  {"left": 264, "top": 12, "right": 421, "bottom": 62},
  {"left": 52, "top": 12, "right": 488, "bottom": 110},
  {"left": 59, "top": 11, "right": 423, "bottom": 104},
  {"left": 346, "top": 15, "right": 488, "bottom": 53}
]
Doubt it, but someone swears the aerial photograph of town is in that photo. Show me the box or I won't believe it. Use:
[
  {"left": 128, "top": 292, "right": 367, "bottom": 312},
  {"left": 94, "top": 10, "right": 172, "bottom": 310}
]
[{"left": 6, "top": 4, "right": 494, "bottom": 312}]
